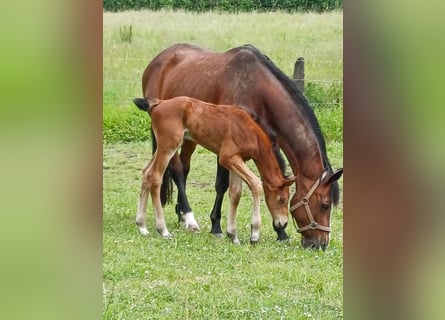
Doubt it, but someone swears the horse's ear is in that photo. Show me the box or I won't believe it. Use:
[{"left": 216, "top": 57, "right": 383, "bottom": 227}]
[
  {"left": 325, "top": 168, "right": 343, "bottom": 185},
  {"left": 282, "top": 175, "right": 296, "bottom": 187}
]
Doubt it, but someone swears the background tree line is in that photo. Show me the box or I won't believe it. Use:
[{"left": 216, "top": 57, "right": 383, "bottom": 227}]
[{"left": 103, "top": 0, "right": 343, "bottom": 13}]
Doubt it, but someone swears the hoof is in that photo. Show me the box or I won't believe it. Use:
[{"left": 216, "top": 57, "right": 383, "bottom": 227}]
[
  {"left": 227, "top": 233, "right": 240, "bottom": 245},
  {"left": 250, "top": 238, "right": 259, "bottom": 245},
  {"left": 183, "top": 212, "right": 200, "bottom": 232},
  {"left": 212, "top": 232, "right": 225, "bottom": 239},
  {"left": 157, "top": 229, "right": 172, "bottom": 238},
  {"left": 187, "top": 226, "right": 201, "bottom": 233},
  {"left": 138, "top": 226, "right": 149, "bottom": 236},
  {"left": 186, "top": 224, "right": 200, "bottom": 233}
]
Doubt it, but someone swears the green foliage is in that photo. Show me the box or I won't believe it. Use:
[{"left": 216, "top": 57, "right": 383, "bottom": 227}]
[
  {"left": 103, "top": 0, "right": 343, "bottom": 13},
  {"left": 314, "top": 104, "right": 343, "bottom": 143},
  {"left": 103, "top": 103, "right": 342, "bottom": 144},
  {"left": 119, "top": 25, "right": 133, "bottom": 43},
  {"left": 305, "top": 82, "right": 343, "bottom": 108},
  {"left": 103, "top": 10, "right": 343, "bottom": 144},
  {"left": 103, "top": 105, "right": 151, "bottom": 143}
]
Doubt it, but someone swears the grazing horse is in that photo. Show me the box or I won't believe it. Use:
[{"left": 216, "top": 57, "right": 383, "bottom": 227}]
[
  {"left": 140, "top": 43, "right": 343, "bottom": 250},
  {"left": 133, "top": 96, "right": 295, "bottom": 244}
]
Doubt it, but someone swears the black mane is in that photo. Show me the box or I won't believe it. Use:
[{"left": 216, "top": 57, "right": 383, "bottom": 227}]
[{"left": 241, "top": 44, "right": 340, "bottom": 205}]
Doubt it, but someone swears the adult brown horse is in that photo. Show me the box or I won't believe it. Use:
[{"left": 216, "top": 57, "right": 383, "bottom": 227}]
[
  {"left": 133, "top": 96, "right": 295, "bottom": 244},
  {"left": 140, "top": 43, "right": 342, "bottom": 250}
]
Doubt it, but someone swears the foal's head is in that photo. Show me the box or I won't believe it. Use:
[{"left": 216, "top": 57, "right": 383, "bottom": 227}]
[
  {"left": 263, "top": 176, "right": 296, "bottom": 237},
  {"left": 290, "top": 168, "right": 343, "bottom": 251}
]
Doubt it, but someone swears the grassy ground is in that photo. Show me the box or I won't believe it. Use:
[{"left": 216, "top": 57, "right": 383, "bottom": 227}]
[
  {"left": 103, "top": 9, "right": 342, "bottom": 109},
  {"left": 103, "top": 9, "right": 343, "bottom": 319},
  {"left": 103, "top": 141, "right": 343, "bottom": 319}
]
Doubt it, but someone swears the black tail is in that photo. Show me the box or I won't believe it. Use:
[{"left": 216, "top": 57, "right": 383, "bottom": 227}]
[
  {"left": 150, "top": 123, "right": 173, "bottom": 207},
  {"left": 133, "top": 98, "right": 149, "bottom": 111}
]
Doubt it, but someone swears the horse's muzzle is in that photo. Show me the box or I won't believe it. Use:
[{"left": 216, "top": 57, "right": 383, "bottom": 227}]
[{"left": 301, "top": 237, "right": 328, "bottom": 251}]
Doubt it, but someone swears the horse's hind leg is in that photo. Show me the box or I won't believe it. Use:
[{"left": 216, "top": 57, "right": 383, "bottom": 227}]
[
  {"left": 171, "top": 140, "right": 199, "bottom": 231},
  {"left": 226, "top": 171, "right": 242, "bottom": 245},
  {"left": 209, "top": 162, "right": 229, "bottom": 237}
]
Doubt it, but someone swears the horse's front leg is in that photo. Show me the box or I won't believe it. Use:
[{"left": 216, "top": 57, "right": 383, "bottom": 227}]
[
  {"left": 227, "top": 171, "right": 242, "bottom": 245},
  {"left": 169, "top": 143, "right": 199, "bottom": 232},
  {"left": 209, "top": 162, "right": 229, "bottom": 237}
]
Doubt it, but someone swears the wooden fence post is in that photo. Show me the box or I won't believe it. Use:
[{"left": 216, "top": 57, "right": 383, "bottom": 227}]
[{"left": 293, "top": 57, "right": 305, "bottom": 93}]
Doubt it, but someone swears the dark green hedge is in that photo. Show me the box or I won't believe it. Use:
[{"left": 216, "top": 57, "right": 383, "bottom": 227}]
[{"left": 103, "top": 0, "right": 343, "bottom": 13}]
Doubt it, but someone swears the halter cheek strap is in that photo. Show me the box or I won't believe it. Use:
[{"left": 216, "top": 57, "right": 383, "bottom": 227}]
[{"left": 289, "top": 170, "right": 332, "bottom": 233}]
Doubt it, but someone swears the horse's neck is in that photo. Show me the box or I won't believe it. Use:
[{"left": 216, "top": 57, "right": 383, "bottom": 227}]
[
  {"left": 264, "top": 92, "right": 326, "bottom": 180},
  {"left": 272, "top": 116, "right": 325, "bottom": 180}
]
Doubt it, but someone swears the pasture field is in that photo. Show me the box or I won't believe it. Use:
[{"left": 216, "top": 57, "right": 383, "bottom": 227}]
[
  {"left": 103, "top": 9, "right": 343, "bottom": 142},
  {"left": 103, "top": 9, "right": 343, "bottom": 319}
]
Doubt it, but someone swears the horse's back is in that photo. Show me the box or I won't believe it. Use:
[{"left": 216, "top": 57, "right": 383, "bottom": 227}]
[
  {"left": 151, "top": 96, "right": 261, "bottom": 159},
  {"left": 184, "top": 98, "right": 264, "bottom": 160},
  {"left": 142, "top": 44, "right": 268, "bottom": 104}
]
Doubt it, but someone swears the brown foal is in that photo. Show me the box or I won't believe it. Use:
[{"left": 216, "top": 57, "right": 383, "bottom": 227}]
[{"left": 133, "top": 96, "right": 295, "bottom": 244}]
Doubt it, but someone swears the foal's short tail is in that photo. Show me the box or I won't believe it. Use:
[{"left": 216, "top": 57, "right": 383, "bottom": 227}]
[
  {"left": 133, "top": 98, "right": 149, "bottom": 111},
  {"left": 133, "top": 97, "right": 173, "bottom": 206},
  {"left": 133, "top": 97, "right": 161, "bottom": 114}
]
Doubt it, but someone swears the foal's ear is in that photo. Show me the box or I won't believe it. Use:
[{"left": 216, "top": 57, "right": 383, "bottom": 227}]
[
  {"left": 282, "top": 175, "right": 297, "bottom": 187},
  {"left": 325, "top": 168, "right": 343, "bottom": 185}
]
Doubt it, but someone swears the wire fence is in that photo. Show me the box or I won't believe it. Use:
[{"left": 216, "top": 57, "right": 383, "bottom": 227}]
[{"left": 103, "top": 57, "right": 343, "bottom": 108}]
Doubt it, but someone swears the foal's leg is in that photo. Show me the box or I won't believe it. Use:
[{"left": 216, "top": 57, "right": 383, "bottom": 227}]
[
  {"left": 150, "top": 150, "right": 179, "bottom": 237},
  {"left": 226, "top": 171, "right": 242, "bottom": 245},
  {"left": 135, "top": 157, "right": 155, "bottom": 235},
  {"left": 136, "top": 151, "right": 175, "bottom": 238},
  {"left": 221, "top": 156, "right": 263, "bottom": 244}
]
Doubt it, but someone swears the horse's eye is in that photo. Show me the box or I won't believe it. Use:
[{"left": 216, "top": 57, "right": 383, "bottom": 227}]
[{"left": 321, "top": 203, "right": 330, "bottom": 210}]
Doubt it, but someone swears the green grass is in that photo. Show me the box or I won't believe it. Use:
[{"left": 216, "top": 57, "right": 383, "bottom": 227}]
[
  {"left": 104, "top": 9, "right": 343, "bottom": 319},
  {"left": 103, "top": 142, "right": 343, "bottom": 319},
  {"left": 103, "top": 10, "right": 343, "bottom": 144},
  {"left": 103, "top": 9, "right": 343, "bottom": 109}
]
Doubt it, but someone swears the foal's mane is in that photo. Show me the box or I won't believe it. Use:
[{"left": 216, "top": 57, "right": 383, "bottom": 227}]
[{"left": 240, "top": 44, "right": 340, "bottom": 205}]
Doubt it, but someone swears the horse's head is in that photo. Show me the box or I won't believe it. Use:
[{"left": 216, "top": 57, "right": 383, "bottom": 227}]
[
  {"left": 263, "top": 176, "right": 296, "bottom": 240},
  {"left": 290, "top": 168, "right": 343, "bottom": 251}
]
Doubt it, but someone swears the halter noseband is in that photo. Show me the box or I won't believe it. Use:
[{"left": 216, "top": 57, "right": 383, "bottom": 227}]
[{"left": 289, "top": 169, "right": 332, "bottom": 233}]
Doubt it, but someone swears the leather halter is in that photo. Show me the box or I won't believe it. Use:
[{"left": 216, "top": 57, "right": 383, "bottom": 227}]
[{"left": 289, "top": 169, "right": 332, "bottom": 233}]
